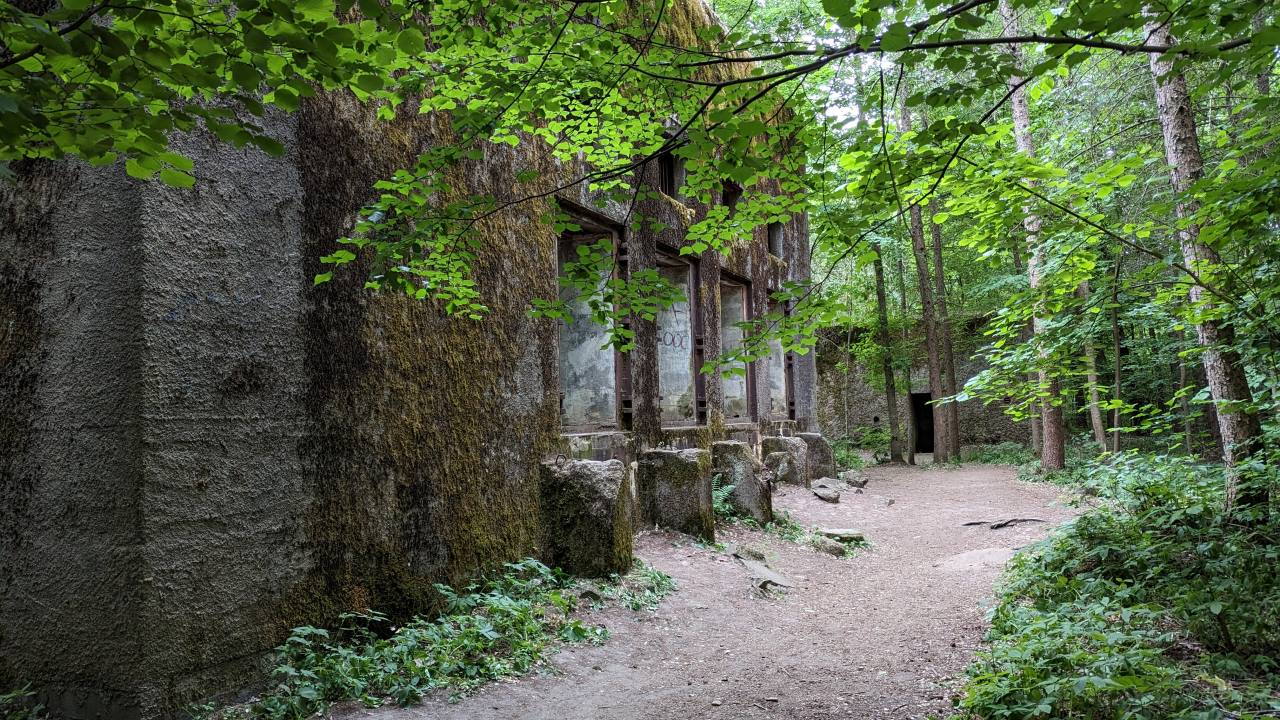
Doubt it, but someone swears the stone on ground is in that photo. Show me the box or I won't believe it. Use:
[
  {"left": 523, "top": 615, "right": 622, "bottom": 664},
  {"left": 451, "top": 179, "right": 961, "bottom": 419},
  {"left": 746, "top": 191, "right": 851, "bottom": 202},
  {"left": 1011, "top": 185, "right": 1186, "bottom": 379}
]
[
  {"left": 761, "top": 436, "right": 809, "bottom": 487},
  {"left": 812, "top": 486, "right": 840, "bottom": 503},
  {"left": 817, "top": 527, "right": 866, "bottom": 543},
  {"left": 736, "top": 556, "right": 794, "bottom": 590},
  {"left": 812, "top": 535, "right": 847, "bottom": 556},
  {"left": 839, "top": 469, "right": 868, "bottom": 488},
  {"left": 636, "top": 448, "right": 714, "bottom": 541},
  {"left": 539, "top": 459, "right": 634, "bottom": 576},
  {"left": 797, "top": 432, "right": 836, "bottom": 481},
  {"left": 711, "top": 440, "right": 772, "bottom": 524}
]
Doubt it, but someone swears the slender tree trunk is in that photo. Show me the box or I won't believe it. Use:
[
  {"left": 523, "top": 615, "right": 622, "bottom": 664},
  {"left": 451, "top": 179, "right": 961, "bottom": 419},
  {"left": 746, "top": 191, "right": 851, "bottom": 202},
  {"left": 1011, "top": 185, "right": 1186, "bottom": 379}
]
[
  {"left": 1147, "top": 20, "right": 1264, "bottom": 505},
  {"left": 873, "top": 243, "right": 905, "bottom": 463},
  {"left": 1002, "top": 0, "right": 1065, "bottom": 471},
  {"left": 1009, "top": 229, "right": 1041, "bottom": 453},
  {"left": 1256, "top": 12, "right": 1272, "bottom": 97},
  {"left": 1077, "top": 282, "right": 1107, "bottom": 447},
  {"left": 1178, "top": 345, "right": 1193, "bottom": 454},
  {"left": 895, "top": 254, "right": 916, "bottom": 465},
  {"left": 929, "top": 198, "right": 962, "bottom": 457},
  {"left": 1109, "top": 247, "right": 1124, "bottom": 452},
  {"left": 900, "top": 99, "right": 950, "bottom": 463}
]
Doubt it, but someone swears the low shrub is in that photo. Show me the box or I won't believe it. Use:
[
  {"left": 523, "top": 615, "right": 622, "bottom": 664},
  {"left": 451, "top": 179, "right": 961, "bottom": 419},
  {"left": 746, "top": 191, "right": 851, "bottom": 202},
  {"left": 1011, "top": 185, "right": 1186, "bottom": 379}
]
[
  {"left": 960, "top": 453, "right": 1280, "bottom": 719},
  {"left": 0, "top": 686, "right": 45, "bottom": 720},
  {"left": 248, "top": 558, "right": 617, "bottom": 719},
  {"left": 961, "top": 441, "right": 1035, "bottom": 465}
]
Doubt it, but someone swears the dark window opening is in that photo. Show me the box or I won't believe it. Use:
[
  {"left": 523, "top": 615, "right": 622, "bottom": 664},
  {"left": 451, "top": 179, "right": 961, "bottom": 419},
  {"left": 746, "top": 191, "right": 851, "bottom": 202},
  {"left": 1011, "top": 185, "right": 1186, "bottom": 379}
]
[
  {"left": 910, "top": 393, "right": 934, "bottom": 453},
  {"left": 658, "top": 152, "right": 684, "bottom": 198},
  {"left": 721, "top": 181, "right": 742, "bottom": 213},
  {"left": 767, "top": 222, "right": 784, "bottom": 256},
  {"left": 872, "top": 415, "right": 880, "bottom": 424}
]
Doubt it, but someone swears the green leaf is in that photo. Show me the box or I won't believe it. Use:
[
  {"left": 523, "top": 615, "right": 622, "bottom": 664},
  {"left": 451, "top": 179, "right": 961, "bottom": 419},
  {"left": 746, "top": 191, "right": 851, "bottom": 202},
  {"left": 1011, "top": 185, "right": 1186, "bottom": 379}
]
[
  {"left": 355, "top": 74, "right": 383, "bottom": 92},
  {"left": 159, "top": 168, "right": 196, "bottom": 188},
  {"left": 880, "top": 23, "right": 910, "bottom": 52},
  {"left": 396, "top": 28, "right": 425, "bottom": 55}
]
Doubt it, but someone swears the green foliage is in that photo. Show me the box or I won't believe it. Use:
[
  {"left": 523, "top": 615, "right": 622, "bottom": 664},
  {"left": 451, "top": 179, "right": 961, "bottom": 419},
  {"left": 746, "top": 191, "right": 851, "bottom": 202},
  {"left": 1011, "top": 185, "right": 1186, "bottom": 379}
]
[
  {"left": 711, "top": 473, "right": 737, "bottom": 522},
  {"left": 832, "top": 427, "right": 889, "bottom": 467},
  {"left": 0, "top": 686, "right": 45, "bottom": 720},
  {"left": 961, "top": 453, "right": 1280, "bottom": 719},
  {"left": 591, "top": 559, "right": 678, "bottom": 612},
  {"left": 0, "top": 0, "right": 423, "bottom": 183},
  {"left": 246, "top": 558, "right": 611, "bottom": 719},
  {"left": 760, "top": 510, "right": 808, "bottom": 543},
  {"left": 961, "top": 442, "right": 1035, "bottom": 465}
]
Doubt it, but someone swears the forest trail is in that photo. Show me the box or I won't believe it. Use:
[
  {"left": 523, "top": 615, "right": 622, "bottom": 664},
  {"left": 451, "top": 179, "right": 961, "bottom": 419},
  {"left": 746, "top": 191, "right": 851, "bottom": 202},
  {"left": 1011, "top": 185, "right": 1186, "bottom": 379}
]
[{"left": 342, "top": 464, "right": 1077, "bottom": 720}]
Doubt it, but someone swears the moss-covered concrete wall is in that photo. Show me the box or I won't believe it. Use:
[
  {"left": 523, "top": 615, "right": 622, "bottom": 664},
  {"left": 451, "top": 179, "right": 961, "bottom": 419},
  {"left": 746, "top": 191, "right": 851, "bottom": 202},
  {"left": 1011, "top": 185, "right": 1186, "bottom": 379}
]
[{"left": 0, "top": 2, "right": 817, "bottom": 717}]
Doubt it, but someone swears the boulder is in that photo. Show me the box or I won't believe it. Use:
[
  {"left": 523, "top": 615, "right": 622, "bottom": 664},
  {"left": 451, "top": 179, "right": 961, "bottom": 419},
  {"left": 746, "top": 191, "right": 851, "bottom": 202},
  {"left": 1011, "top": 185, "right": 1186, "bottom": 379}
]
[
  {"left": 539, "top": 459, "right": 634, "bottom": 577},
  {"left": 797, "top": 432, "right": 836, "bottom": 481},
  {"left": 711, "top": 440, "right": 772, "bottom": 524},
  {"left": 812, "top": 486, "right": 840, "bottom": 503},
  {"left": 811, "top": 536, "right": 847, "bottom": 556},
  {"left": 839, "top": 469, "right": 868, "bottom": 488},
  {"left": 816, "top": 527, "right": 865, "bottom": 544},
  {"left": 736, "top": 556, "right": 794, "bottom": 590},
  {"left": 761, "top": 436, "right": 809, "bottom": 488},
  {"left": 636, "top": 448, "right": 714, "bottom": 541}
]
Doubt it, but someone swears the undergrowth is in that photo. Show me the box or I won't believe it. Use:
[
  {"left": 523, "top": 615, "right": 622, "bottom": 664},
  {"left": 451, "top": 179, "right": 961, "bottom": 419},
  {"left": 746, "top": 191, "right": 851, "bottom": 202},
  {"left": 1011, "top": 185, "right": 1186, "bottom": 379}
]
[
  {"left": 0, "top": 686, "right": 45, "bottom": 720},
  {"left": 961, "top": 441, "right": 1036, "bottom": 465},
  {"left": 832, "top": 427, "right": 887, "bottom": 468},
  {"left": 960, "top": 452, "right": 1280, "bottom": 719},
  {"left": 589, "top": 559, "right": 677, "bottom": 612},
  {"left": 184, "top": 557, "right": 674, "bottom": 719}
]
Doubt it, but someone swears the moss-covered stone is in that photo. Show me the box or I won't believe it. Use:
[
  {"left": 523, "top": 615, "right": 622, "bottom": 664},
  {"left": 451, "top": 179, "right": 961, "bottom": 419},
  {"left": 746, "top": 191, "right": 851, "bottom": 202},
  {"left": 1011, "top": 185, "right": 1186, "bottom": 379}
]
[
  {"left": 539, "top": 459, "right": 633, "bottom": 577},
  {"left": 797, "top": 432, "right": 836, "bottom": 481},
  {"left": 711, "top": 441, "right": 771, "bottom": 524},
  {"left": 762, "top": 436, "right": 809, "bottom": 487},
  {"left": 636, "top": 448, "right": 714, "bottom": 541}
]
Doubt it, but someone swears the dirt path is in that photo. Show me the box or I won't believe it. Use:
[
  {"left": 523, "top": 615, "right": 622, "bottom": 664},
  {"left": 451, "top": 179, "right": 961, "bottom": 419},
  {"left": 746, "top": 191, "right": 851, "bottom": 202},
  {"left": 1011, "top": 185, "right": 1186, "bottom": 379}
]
[{"left": 344, "top": 463, "right": 1076, "bottom": 720}]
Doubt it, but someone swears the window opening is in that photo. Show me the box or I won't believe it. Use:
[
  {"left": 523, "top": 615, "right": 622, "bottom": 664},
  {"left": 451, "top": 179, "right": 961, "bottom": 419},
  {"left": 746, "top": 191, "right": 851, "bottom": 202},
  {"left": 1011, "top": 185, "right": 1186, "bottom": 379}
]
[
  {"left": 557, "top": 231, "right": 619, "bottom": 431},
  {"left": 767, "top": 222, "right": 784, "bottom": 257},
  {"left": 657, "top": 253, "right": 699, "bottom": 425},
  {"left": 719, "top": 279, "right": 754, "bottom": 421}
]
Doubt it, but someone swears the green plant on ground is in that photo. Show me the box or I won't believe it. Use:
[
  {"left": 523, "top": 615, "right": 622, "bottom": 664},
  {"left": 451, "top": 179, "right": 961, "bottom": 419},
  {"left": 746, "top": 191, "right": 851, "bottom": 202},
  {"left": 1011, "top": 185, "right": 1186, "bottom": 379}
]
[
  {"left": 0, "top": 686, "right": 46, "bottom": 720},
  {"left": 711, "top": 473, "right": 737, "bottom": 522},
  {"left": 960, "top": 452, "right": 1280, "bottom": 720},
  {"left": 245, "top": 558, "right": 611, "bottom": 719},
  {"left": 593, "top": 559, "right": 678, "bottom": 612},
  {"left": 832, "top": 428, "right": 889, "bottom": 468},
  {"left": 759, "top": 510, "right": 807, "bottom": 543},
  {"left": 961, "top": 442, "right": 1036, "bottom": 465}
]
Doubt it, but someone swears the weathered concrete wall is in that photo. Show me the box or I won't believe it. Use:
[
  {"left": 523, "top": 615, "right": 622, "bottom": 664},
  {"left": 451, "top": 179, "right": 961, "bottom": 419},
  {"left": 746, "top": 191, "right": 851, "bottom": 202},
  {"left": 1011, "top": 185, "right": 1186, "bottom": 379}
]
[
  {"left": 0, "top": 4, "right": 821, "bottom": 717},
  {"left": 1, "top": 160, "right": 147, "bottom": 719},
  {"left": 815, "top": 330, "right": 1027, "bottom": 446}
]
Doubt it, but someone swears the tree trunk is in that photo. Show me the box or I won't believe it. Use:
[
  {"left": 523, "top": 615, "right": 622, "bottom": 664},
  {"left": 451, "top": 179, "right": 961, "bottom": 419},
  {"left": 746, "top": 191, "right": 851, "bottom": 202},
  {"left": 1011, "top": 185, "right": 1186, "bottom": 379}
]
[
  {"left": 1010, "top": 227, "right": 1040, "bottom": 453},
  {"left": 1147, "top": 19, "right": 1264, "bottom": 505},
  {"left": 1109, "top": 245, "right": 1124, "bottom": 453},
  {"left": 1077, "top": 282, "right": 1107, "bottom": 447},
  {"left": 1002, "top": 0, "right": 1065, "bottom": 471},
  {"left": 895, "top": 253, "right": 915, "bottom": 465},
  {"left": 900, "top": 99, "right": 950, "bottom": 464},
  {"left": 929, "top": 198, "right": 962, "bottom": 457},
  {"left": 873, "top": 242, "right": 905, "bottom": 463}
]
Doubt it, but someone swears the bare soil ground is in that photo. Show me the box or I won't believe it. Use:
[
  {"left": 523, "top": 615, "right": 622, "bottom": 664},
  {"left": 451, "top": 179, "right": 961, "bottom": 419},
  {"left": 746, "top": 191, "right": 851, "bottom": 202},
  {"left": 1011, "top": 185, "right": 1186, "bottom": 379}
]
[{"left": 342, "top": 462, "right": 1077, "bottom": 720}]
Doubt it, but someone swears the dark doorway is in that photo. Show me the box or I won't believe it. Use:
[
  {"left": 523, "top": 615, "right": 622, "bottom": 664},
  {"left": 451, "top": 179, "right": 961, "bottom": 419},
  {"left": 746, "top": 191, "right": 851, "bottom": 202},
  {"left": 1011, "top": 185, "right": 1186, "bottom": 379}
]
[{"left": 911, "top": 392, "right": 934, "bottom": 453}]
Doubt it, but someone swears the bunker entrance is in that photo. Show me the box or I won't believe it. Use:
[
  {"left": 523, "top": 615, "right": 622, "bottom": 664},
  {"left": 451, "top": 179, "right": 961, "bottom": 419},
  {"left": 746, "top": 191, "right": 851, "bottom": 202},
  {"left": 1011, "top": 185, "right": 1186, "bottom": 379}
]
[{"left": 911, "top": 392, "right": 934, "bottom": 453}]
